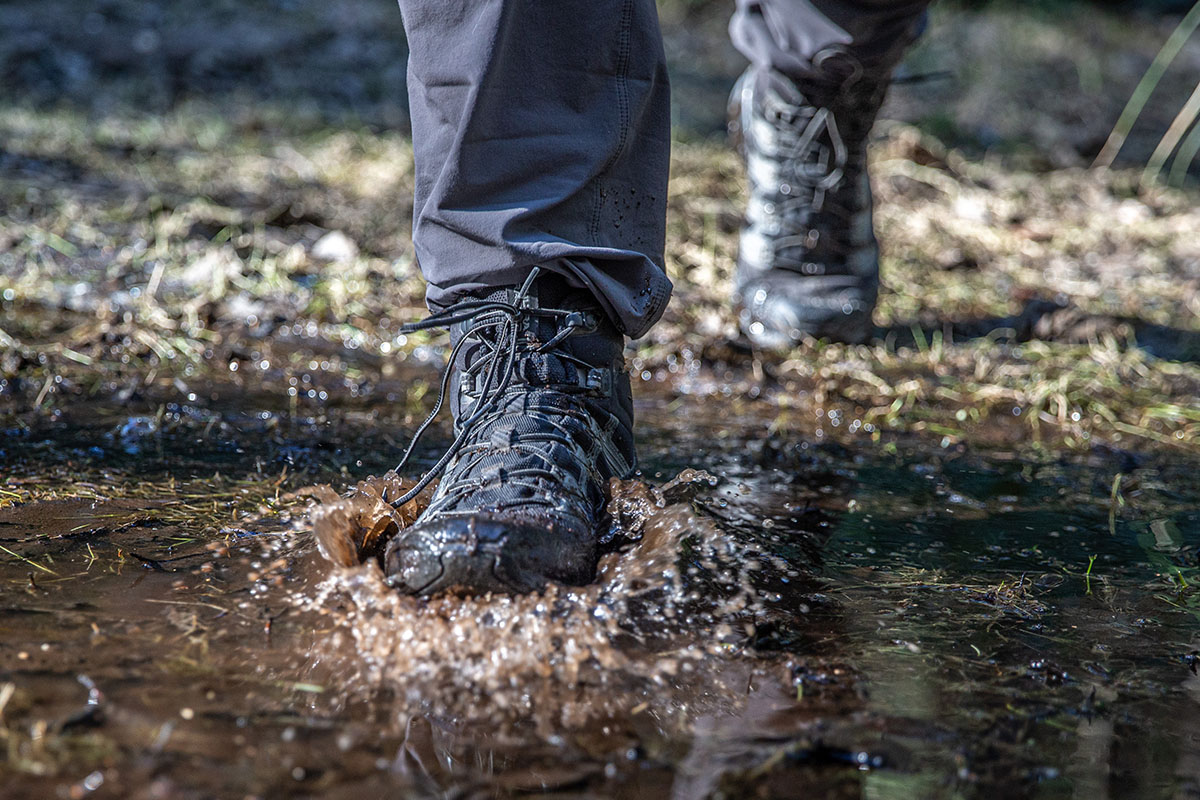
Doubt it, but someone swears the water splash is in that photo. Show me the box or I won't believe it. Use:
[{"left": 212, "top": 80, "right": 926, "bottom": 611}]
[{"left": 294, "top": 468, "right": 784, "bottom": 732}]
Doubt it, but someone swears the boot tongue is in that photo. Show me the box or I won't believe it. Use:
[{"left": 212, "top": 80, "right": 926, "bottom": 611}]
[
  {"left": 766, "top": 53, "right": 889, "bottom": 114},
  {"left": 474, "top": 271, "right": 576, "bottom": 306},
  {"left": 473, "top": 273, "right": 615, "bottom": 352},
  {"left": 448, "top": 274, "right": 624, "bottom": 421}
]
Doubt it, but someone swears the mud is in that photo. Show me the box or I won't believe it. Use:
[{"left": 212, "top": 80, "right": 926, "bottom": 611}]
[
  {"left": 3, "top": 0, "right": 1200, "bottom": 794},
  {"left": 3, "top": 395, "right": 1200, "bottom": 798}
]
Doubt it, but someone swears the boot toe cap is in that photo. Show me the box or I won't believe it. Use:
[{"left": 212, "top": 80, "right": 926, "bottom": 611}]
[
  {"left": 383, "top": 512, "right": 597, "bottom": 596},
  {"left": 737, "top": 276, "right": 876, "bottom": 346}
]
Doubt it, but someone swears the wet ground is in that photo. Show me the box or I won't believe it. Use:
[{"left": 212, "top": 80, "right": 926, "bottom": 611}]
[
  {"left": 3, "top": 4, "right": 1200, "bottom": 793},
  {"left": 3, "top": 375, "right": 1200, "bottom": 799}
]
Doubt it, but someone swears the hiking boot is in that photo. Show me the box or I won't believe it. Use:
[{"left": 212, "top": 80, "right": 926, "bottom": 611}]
[
  {"left": 382, "top": 269, "right": 635, "bottom": 595},
  {"left": 730, "top": 54, "right": 891, "bottom": 347}
]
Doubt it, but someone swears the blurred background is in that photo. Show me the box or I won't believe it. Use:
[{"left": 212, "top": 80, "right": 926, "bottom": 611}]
[
  {"left": 1, "top": 0, "right": 1199, "bottom": 446},
  {"left": 4, "top": 0, "right": 1199, "bottom": 164}
]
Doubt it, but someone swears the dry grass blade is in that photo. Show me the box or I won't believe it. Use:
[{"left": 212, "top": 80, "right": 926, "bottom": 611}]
[{"left": 0, "top": 544, "right": 58, "bottom": 576}]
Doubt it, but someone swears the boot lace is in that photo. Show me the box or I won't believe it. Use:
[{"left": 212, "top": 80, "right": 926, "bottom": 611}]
[
  {"left": 386, "top": 267, "right": 604, "bottom": 511},
  {"left": 750, "top": 53, "right": 884, "bottom": 269}
]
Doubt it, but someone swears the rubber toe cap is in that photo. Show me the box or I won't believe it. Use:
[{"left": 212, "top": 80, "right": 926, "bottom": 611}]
[
  {"left": 737, "top": 276, "right": 876, "bottom": 347},
  {"left": 383, "top": 512, "right": 597, "bottom": 596}
]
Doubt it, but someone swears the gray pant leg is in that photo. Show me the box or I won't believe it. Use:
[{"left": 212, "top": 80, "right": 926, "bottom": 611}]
[
  {"left": 730, "top": 0, "right": 930, "bottom": 81},
  {"left": 398, "top": 0, "right": 672, "bottom": 339}
]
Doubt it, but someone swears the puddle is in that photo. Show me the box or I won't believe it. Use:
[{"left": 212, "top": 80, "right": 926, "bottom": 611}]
[{"left": 2, "top": 397, "right": 1199, "bottom": 798}]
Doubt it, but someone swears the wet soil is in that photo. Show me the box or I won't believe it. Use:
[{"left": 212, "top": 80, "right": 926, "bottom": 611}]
[
  {"left": 2, "top": 4, "right": 1200, "bottom": 793},
  {"left": 3, "top": 384, "right": 1199, "bottom": 799}
]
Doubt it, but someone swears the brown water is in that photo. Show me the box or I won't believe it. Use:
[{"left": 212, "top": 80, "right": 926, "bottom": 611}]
[{"left": 2, "top": 395, "right": 1200, "bottom": 799}]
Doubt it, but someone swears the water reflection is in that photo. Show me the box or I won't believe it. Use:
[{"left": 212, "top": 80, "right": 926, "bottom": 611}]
[{"left": 1, "top": 402, "right": 1198, "bottom": 797}]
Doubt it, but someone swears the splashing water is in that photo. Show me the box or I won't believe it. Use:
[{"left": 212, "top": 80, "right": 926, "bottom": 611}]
[{"left": 294, "top": 468, "right": 789, "bottom": 734}]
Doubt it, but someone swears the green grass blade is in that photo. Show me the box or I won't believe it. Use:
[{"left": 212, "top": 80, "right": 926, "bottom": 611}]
[
  {"left": 1093, "top": 0, "right": 1200, "bottom": 168},
  {"left": 1167, "top": 106, "right": 1200, "bottom": 185},
  {"left": 1143, "top": 80, "right": 1200, "bottom": 185}
]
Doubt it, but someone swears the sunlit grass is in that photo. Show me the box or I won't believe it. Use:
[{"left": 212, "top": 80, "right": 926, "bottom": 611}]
[{"left": 1, "top": 100, "right": 1199, "bottom": 453}]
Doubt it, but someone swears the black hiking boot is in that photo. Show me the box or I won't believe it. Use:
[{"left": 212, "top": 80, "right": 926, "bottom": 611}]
[
  {"left": 382, "top": 269, "right": 635, "bottom": 595},
  {"left": 729, "top": 55, "right": 891, "bottom": 347}
]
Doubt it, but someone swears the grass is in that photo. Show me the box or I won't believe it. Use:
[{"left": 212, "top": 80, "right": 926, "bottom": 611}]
[
  {"left": 2, "top": 1, "right": 1200, "bottom": 456},
  {"left": 838, "top": 567, "right": 1053, "bottom": 620},
  {"left": 1, "top": 101, "right": 1199, "bottom": 454},
  {"left": 1093, "top": 0, "right": 1200, "bottom": 172}
]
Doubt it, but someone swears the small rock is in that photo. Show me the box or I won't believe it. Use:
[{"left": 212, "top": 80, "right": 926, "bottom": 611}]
[{"left": 311, "top": 230, "right": 358, "bottom": 263}]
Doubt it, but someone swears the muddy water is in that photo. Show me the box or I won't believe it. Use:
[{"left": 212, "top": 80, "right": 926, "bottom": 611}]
[{"left": 2, "top": 397, "right": 1200, "bottom": 799}]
